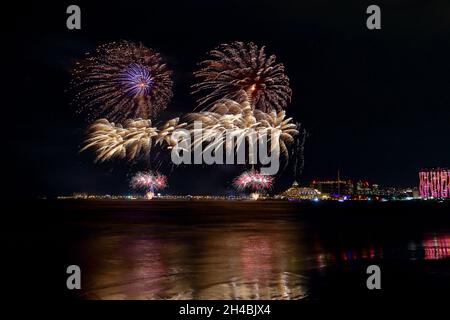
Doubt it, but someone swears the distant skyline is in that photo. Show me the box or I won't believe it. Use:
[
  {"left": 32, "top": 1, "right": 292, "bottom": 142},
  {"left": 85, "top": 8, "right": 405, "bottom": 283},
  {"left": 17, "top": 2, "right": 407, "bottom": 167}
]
[{"left": 6, "top": 1, "right": 450, "bottom": 198}]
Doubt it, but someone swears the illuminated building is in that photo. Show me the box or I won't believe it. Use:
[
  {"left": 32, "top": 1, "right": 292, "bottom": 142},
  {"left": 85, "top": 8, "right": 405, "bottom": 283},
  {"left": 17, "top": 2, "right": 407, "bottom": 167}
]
[
  {"left": 419, "top": 168, "right": 450, "bottom": 199},
  {"left": 278, "top": 181, "right": 323, "bottom": 200},
  {"left": 355, "top": 180, "right": 371, "bottom": 195},
  {"left": 310, "top": 180, "right": 352, "bottom": 197}
]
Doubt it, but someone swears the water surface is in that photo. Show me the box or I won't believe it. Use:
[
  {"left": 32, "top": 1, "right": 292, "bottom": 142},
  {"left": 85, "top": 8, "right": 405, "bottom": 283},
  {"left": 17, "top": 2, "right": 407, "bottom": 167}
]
[{"left": 50, "top": 200, "right": 450, "bottom": 300}]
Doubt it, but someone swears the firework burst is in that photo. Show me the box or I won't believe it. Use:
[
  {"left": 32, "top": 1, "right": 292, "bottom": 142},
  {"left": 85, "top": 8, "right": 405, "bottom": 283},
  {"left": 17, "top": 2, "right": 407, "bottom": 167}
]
[
  {"left": 80, "top": 117, "right": 186, "bottom": 162},
  {"left": 192, "top": 41, "right": 291, "bottom": 112},
  {"left": 71, "top": 41, "right": 173, "bottom": 122},
  {"left": 130, "top": 171, "right": 167, "bottom": 193},
  {"left": 187, "top": 99, "right": 298, "bottom": 161},
  {"left": 81, "top": 99, "right": 297, "bottom": 164},
  {"left": 233, "top": 170, "right": 274, "bottom": 192}
]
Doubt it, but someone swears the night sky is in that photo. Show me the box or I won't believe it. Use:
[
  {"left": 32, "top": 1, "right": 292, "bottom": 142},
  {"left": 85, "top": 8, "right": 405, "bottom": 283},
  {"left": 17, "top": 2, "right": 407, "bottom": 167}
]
[{"left": 5, "top": 1, "right": 450, "bottom": 198}]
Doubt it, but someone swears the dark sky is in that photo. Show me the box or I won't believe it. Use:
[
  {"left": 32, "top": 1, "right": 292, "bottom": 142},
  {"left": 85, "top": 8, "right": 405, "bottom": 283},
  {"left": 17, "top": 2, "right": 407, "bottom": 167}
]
[{"left": 5, "top": 0, "right": 450, "bottom": 198}]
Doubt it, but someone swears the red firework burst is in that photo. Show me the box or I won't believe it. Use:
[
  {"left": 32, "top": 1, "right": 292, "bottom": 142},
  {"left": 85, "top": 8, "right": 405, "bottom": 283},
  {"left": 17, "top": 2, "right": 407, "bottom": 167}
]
[
  {"left": 233, "top": 170, "right": 274, "bottom": 192},
  {"left": 130, "top": 171, "right": 167, "bottom": 192},
  {"left": 192, "top": 41, "right": 291, "bottom": 112}
]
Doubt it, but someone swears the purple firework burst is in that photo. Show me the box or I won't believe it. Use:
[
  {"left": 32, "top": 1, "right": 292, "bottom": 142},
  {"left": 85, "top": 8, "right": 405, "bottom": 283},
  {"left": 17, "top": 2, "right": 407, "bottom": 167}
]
[
  {"left": 119, "top": 63, "right": 154, "bottom": 96},
  {"left": 71, "top": 41, "right": 173, "bottom": 121}
]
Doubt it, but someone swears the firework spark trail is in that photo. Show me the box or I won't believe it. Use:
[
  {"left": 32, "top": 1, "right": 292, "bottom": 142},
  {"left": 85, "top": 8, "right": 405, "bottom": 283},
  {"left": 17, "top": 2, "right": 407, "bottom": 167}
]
[
  {"left": 81, "top": 100, "right": 297, "bottom": 164},
  {"left": 192, "top": 41, "right": 292, "bottom": 112},
  {"left": 80, "top": 118, "right": 186, "bottom": 163},
  {"left": 71, "top": 41, "right": 173, "bottom": 122},
  {"left": 292, "top": 123, "right": 307, "bottom": 180},
  {"left": 130, "top": 171, "right": 167, "bottom": 193},
  {"left": 187, "top": 99, "right": 298, "bottom": 160},
  {"left": 233, "top": 170, "right": 274, "bottom": 192}
]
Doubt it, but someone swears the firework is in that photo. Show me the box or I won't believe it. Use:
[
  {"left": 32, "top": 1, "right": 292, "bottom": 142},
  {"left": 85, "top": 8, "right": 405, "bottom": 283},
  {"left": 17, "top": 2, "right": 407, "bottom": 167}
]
[
  {"left": 292, "top": 124, "right": 307, "bottom": 180},
  {"left": 187, "top": 99, "right": 298, "bottom": 160},
  {"left": 253, "top": 106, "right": 298, "bottom": 158},
  {"left": 81, "top": 98, "right": 297, "bottom": 165},
  {"left": 80, "top": 117, "right": 186, "bottom": 162},
  {"left": 233, "top": 170, "right": 274, "bottom": 192},
  {"left": 130, "top": 171, "right": 167, "bottom": 193},
  {"left": 192, "top": 41, "right": 291, "bottom": 112},
  {"left": 71, "top": 41, "right": 173, "bottom": 121}
]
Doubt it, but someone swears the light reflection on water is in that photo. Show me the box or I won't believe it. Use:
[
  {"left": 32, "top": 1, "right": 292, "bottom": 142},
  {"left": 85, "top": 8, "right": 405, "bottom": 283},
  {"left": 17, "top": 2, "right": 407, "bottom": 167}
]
[
  {"left": 79, "top": 221, "right": 309, "bottom": 300},
  {"left": 65, "top": 201, "right": 450, "bottom": 300},
  {"left": 413, "top": 234, "right": 450, "bottom": 260}
]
